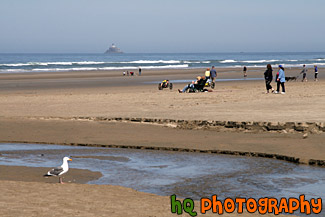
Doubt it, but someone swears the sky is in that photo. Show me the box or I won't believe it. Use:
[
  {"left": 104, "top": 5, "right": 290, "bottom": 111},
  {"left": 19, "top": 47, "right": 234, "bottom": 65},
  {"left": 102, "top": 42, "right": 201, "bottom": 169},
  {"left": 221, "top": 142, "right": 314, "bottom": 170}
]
[{"left": 0, "top": 0, "right": 324, "bottom": 53}]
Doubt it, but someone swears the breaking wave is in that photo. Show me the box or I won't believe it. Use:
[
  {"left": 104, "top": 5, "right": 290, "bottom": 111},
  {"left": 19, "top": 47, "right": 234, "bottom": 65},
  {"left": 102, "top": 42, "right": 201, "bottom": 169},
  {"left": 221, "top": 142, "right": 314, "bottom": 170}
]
[
  {"left": 0, "top": 53, "right": 324, "bottom": 73},
  {"left": 220, "top": 60, "right": 237, "bottom": 63}
]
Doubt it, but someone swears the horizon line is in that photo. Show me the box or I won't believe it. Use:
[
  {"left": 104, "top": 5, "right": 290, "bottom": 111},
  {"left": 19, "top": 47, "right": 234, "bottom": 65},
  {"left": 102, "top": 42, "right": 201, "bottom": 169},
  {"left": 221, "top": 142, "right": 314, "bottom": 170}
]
[{"left": 1, "top": 51, "right": 325, "bottom": 54}]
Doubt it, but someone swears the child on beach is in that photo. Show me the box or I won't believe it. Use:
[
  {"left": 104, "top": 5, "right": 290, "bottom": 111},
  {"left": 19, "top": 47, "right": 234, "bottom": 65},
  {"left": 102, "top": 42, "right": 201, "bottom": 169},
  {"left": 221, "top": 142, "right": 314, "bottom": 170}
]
[
  {"left": 205, "top": 68, "right": 211, "bottom": 80},
  {"left": 274, "top": 65, "right": 285, "bottom": 94},
  {"left": 314, "top": 65, "right": 318, "bottom": 81}
]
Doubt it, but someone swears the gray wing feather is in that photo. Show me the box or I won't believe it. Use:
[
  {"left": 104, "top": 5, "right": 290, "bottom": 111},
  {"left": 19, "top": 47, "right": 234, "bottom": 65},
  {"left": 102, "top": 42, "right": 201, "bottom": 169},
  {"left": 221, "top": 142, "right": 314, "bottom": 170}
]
[{"left": 48, "top": 166, "right": 64, "bottom": 176}]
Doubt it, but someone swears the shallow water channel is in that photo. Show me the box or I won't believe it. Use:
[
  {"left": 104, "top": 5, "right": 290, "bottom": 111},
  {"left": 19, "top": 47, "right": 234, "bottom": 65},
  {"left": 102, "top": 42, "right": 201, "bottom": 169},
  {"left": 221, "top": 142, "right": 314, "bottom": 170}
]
[{"left": 0, "top": 143, "right": 324, "bottom": 210}]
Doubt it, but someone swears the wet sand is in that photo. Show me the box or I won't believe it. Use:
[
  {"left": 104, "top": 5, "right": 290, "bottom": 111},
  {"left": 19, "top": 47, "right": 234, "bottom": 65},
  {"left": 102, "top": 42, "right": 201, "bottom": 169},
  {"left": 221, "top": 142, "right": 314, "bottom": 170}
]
[
  {"left": 1, "top": 118, "right": 324, "bottom": 164},
  {"left": 0, "top": 67, "right": 322, "bottom": 216},
  {"left": 0, "top": 165, "right": 102, "bottom": 184}
]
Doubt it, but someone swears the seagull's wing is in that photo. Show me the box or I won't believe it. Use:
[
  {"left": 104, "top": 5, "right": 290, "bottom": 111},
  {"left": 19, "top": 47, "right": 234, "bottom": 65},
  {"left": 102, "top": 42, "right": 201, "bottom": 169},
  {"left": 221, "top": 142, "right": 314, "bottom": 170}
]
[{"left": 45, "top": 166, "right": 64, "bottom": 176}]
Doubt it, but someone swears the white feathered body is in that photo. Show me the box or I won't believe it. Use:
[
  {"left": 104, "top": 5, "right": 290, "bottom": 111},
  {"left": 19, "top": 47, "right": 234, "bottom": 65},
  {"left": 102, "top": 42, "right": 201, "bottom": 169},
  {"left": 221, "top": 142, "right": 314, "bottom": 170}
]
[{"left": 44, "top": 157, "right": 71, "bottom": 177}]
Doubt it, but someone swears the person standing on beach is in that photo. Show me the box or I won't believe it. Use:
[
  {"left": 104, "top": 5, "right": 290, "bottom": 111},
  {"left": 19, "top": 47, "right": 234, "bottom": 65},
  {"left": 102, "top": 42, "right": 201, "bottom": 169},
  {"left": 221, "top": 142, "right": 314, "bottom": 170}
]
[
  {"left": 210, "top": 66, "right": 217, "bottom": 82},
  {"left": 301, "top": 64, "right": 308, "bottom": 82},
  {"left": 139, "top": 67, "right": 142, "bottom": 76},
  {"left": 127, "top": 71, "right": 129, "bottom": 76},
  {"left": 243, "top": 66, "right": 247, "bottom": 78},
  {"left": 274, "top": 65, "right": 285, "bottom": 94},
  {"left": 264, "top": 64, "right": 274, "bottom": 93},
  {"left": 314, "top": 65, "right": 318, "bottom": 81},
  {"left": 205, "top": 68, "right": 211, "bottom": 80}
]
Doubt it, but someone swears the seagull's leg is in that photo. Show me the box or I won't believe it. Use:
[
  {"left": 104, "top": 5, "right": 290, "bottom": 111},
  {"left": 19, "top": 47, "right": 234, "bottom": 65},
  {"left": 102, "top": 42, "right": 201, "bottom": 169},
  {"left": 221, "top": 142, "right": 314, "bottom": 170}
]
[{"left": 59, "top": 177, "right": 64, "bottom": 184}]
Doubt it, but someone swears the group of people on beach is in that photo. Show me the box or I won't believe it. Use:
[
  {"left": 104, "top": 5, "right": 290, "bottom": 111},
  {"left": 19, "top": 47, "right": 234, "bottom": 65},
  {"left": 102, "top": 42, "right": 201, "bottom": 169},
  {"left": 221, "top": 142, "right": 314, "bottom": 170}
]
[
  {"left": 123, "top": 67, "right": 142, "bottom": 76},
  {"left": 123, "top": 63, "right": 319, "bottom": 95},
  {"left": 264, "top": 64, "right": 319, "bottom": 94},
  {"left": 175, "top": 63, "right": 321, "bottom": 95},
  {"left": 178, "top": 66, "right": 217, "bottom": 93},
  {"left": 263, "top": 64, "right": 286, "bottom": 94},
  {"left": 204, "top": 66, "right": 217, "bottom": 82}
]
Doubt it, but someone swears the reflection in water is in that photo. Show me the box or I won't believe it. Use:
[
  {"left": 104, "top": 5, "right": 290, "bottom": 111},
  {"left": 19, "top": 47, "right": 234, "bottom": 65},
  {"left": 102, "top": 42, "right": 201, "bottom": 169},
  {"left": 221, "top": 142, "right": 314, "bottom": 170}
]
[{"left": 0, "top": 143, "right": 324, "bottom": 215}]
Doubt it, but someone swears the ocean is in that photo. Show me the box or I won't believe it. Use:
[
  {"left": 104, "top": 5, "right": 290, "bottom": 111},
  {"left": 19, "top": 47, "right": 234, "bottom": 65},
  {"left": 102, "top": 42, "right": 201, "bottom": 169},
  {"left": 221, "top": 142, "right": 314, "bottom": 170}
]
[{"left": 0, "top": 52, "right": 324, "bottom": 73}]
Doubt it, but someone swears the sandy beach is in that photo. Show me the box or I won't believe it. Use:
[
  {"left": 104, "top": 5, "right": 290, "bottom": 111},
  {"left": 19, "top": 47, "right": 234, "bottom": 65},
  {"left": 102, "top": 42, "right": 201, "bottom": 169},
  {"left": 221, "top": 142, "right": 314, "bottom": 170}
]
[
  {"left": 0, "top": 179, "right": 298, "bottom": 217},
  {"left": 0, "top": 67, "right": 323, "bottom": 216},
  {"left": 0, "top": 67, "right": 324, "bottom": 122}
]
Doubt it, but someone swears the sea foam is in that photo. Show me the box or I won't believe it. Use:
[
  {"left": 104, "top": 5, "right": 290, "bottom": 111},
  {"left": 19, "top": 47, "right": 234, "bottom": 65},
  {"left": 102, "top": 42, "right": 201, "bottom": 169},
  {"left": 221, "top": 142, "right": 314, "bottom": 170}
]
[
  {"left": 120, "top": 60, "right": 181, "bottom": 64},
  {"left": 220, "top": 60, "right": 237, "bottom": 63}
]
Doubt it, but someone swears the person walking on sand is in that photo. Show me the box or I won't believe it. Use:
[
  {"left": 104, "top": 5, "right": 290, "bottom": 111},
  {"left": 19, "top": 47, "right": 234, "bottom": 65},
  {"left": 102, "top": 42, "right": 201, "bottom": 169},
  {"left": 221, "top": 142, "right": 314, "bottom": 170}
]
[
  {"left": 243, "top": 66, "right": 247, "bottom": 78},
  {"left": 210, "top": 66, "right": 217, "bottom": 82},
  {"left": 301, "top": 64, "right": 308, "bottom": 82},
  {"left": 314, "top": 65, "right": 318, "bottom": 81},
  {"left": 264, "top": 64, "right": 274, "bottom": 93},
  {"left": 274, "top": 65, "right": 285, "bottom": 94},
  {"left": 139, "top": 67, "right": 142, "bottom": 76}
]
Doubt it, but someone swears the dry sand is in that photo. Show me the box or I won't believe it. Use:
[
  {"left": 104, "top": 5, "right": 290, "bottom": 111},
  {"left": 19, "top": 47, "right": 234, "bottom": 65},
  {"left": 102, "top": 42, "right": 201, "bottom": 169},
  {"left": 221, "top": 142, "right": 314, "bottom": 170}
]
[
  {"left": 0, "top": 180, "right": 295, "bottom": 217},
  {"left": 0, "top": 67, "right": 324, "bottom": 122},
  {"left": 0, "top": 67, "right": 322, "bottom": 216}
]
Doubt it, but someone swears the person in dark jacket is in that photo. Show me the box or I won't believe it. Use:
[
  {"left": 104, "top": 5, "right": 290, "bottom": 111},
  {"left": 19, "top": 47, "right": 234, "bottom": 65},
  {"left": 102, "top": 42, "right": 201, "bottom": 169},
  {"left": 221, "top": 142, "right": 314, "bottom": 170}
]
[
  {"left": 264, "top": 64, "right": 274, "bottom": 93},
  {"left": 243, "top": 66, "right": 247, "bottom": 77},
  {"left": 194, "top": 76, "right": 207, "bottom": 91}
]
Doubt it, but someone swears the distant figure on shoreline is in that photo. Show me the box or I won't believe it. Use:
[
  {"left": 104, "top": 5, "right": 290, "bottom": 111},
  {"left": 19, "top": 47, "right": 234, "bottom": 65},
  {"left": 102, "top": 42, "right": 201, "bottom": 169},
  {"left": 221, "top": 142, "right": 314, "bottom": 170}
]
[
  {"left": 264, "top": 64, "right": 274, "bottom": 93},
  {"left": 243, "top": 66, "right": 247, "bottom": 78},
  {"left": 123, "top": 71, "right": 126, "bottom": 76},
  {"left": 127, "top": 71, "right": 129, "bottom": 76},
  {"left": 139, "top": 67, "right": 142, "bottom": 76},
  {"left": 314, "top": 65, "right": 318, "bottom": 81},
  {"left": 301, "top": 64, "right": 308, "bottom": 82},
  {"left": 274, "top": 65, "right": 286, "bottom": 94},
  {"left": 210, "top": 66, "right": 217, "bottom": 82}
]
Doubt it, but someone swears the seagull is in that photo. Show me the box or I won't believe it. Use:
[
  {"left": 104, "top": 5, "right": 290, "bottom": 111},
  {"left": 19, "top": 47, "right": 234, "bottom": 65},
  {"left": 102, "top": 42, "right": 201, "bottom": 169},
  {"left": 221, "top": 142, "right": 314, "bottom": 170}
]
[{"left": 44, "top": 157, "right": 72, "bottom": 184}]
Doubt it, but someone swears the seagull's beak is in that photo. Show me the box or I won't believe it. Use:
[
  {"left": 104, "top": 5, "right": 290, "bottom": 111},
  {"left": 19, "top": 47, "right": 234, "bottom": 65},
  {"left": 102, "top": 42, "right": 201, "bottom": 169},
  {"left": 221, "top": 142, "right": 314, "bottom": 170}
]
[{"left": 68, "top": 159, "right": 72, "bottom": 161}]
